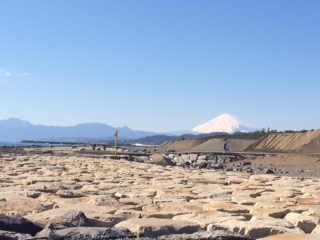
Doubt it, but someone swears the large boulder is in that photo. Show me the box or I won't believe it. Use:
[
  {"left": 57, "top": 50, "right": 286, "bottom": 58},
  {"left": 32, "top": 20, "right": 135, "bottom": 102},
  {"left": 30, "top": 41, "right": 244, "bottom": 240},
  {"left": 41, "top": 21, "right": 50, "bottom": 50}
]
[{"left": 151, "top": 154, "right": 175, "bottom": 167}]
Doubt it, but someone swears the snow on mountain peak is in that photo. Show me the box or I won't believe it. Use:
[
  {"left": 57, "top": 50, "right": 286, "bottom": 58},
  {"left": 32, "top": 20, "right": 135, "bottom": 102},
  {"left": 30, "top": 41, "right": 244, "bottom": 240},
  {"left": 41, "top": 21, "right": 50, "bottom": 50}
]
[{"left": 191, "top": 113, "right": 259, "bottom": 134}]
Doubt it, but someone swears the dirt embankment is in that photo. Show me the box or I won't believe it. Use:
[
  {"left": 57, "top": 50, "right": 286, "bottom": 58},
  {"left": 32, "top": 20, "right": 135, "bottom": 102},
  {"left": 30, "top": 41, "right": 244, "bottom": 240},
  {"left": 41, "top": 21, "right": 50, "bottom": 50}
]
[
  {"left": 245, "top": 130, "right": 320, "bottom": 154},
  {"left": 158, "top": 138, "right": 255, "bottom": 152},
  {"left": 157, "top": 130, "right": 320, "bottom": 154},
  {"left": 191, "top": 138, "right": 255, "bottom": 152},
  {"left": 157, "top": 139, "right": 207, "bottom": 151}
]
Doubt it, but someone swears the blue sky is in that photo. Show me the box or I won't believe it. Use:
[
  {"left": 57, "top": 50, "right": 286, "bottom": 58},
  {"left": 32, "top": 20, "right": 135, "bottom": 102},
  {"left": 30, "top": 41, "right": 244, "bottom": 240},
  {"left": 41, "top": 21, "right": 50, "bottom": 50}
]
[{"left": 0, "top": 1, "right": 319, "bottom": 132}]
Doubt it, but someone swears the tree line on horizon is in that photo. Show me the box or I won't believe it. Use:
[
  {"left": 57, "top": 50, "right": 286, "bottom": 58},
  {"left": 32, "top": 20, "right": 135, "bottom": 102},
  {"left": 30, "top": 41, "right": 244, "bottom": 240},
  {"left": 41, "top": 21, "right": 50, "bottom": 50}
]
[{"left": 203, "top": 128, "right": 319, "bottom": 141}]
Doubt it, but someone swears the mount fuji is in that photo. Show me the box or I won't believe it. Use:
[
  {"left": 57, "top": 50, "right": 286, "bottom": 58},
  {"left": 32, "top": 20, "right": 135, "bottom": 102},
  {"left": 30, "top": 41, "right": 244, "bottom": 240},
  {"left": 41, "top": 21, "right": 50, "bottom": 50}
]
[{"left": 191, "top": 113, "right": 260, "bottom": 134}]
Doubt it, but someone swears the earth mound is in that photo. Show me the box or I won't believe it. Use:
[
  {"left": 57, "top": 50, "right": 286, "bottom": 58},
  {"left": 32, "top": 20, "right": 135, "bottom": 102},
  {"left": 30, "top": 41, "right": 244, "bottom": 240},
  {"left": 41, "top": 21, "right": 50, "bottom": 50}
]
[
  {"left": 192, "top": 138, "right": 255, "bottom": 152},
  {"left": 158, "top": 138, "right": 255, "bottom": 152},
  {"left": 245, "top": 130, "right": 320, "bottom": 153},
  {"left": 157, "top": 139, "right": 207, "bottom": 151}
]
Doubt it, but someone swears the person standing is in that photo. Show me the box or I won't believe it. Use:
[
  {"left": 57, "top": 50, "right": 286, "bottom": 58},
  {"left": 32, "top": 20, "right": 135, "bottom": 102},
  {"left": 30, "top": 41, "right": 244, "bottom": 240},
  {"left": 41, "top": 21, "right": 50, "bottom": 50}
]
[{"left": 223, "top": 141, "right": 229, "bottom": 153}]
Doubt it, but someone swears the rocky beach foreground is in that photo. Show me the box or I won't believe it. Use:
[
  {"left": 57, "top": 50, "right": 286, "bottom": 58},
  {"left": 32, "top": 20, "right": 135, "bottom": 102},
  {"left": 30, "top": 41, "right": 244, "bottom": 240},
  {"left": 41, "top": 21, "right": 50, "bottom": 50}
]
[{"left": 0, "top": 144, "right": 320, "bottom": 240}]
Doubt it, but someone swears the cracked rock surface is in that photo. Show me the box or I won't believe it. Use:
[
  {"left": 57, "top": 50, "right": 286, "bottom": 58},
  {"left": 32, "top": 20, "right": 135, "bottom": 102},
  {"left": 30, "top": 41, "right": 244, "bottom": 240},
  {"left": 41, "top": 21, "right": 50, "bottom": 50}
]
[{"left": 0, "top": 146, "right": 319, "bottom": 239}]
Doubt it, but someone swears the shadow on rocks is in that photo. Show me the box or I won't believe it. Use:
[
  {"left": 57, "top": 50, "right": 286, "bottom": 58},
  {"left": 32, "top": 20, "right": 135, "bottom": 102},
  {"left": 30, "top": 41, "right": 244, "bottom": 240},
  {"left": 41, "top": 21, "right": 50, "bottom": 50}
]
[{"left": 0, "top": 213, "right": 42, "bottom": 236}]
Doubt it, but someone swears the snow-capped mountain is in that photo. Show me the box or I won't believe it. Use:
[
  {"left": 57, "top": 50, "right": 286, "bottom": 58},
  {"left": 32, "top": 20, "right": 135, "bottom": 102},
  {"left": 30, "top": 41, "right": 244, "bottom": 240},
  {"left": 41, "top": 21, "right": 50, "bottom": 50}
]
[{"left": 191, "top": 113, "right": 259, "bottom": 134}]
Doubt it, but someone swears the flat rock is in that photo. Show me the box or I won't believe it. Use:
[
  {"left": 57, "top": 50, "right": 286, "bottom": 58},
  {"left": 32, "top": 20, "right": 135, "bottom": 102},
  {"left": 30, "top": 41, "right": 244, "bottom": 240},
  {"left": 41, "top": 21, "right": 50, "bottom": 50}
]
[
  {"left": 115, "top": 218, "right": 201, "bottom": 238},
  {"left": 173, "top": 212, "right": 247, "bottom": 229},
  {"left": 250, "top": 207, "right": 291, "bottom": 219},
  {"left": 24, "top": 204, "right": 117, "bottom": 227},
  {"left": 257, "top": 233, "right": 320, "bottom": 239},
  {"left": 285, "top": 212, "right": 319, "bottom": 233},
  {"left": 203, "top": 201, "right": 250, "bottom": 214},
  {"left": 209, "top": 216, "right": 304, "bottom": 239},
  {"left": 2, "top": 147, "right": 320, "bottom": 239},
  {"left": 0, "top": 193, "right": 43, "bottom": 216}
]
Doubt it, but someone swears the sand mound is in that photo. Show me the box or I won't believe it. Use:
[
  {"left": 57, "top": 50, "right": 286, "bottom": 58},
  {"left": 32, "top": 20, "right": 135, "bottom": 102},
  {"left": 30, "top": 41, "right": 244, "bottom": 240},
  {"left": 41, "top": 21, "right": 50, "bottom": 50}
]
[
  {"left": 158, "top": 139, "right": 207, "bottom": 151},
  {"left": 158, "top": 130, "right": 320, "bottom": 154},
  {"left": 158, "top": 138, "right": 255, "bottom": 152},
  {"left": 245, "top": 130, "right": 320, "bottom": 153},
  {"left": 191, "top": 138, "right": 255, "bottom": 152}
]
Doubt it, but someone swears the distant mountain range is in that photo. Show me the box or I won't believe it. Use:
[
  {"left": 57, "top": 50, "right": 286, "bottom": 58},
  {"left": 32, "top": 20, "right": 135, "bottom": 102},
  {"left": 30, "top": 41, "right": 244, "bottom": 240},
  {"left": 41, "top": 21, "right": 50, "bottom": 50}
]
[
  {"left": 0, "top": 114, "right": 260, "bottom": 143},
  {"left": 0, "top": 118, "right": 157, "bottom": 142}
]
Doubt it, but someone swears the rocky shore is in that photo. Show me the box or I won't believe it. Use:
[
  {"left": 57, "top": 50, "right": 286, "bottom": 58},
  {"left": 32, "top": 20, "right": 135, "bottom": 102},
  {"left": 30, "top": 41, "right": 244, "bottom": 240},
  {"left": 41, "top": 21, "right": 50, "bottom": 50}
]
[{"left": 0, "top": 146, "right": 320, "bottom": 239}]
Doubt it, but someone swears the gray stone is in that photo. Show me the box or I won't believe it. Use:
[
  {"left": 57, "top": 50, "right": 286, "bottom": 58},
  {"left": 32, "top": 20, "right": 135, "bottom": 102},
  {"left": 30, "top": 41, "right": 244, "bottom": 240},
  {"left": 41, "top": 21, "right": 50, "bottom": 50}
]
[
  {"left": 207, "top": 154, "right": 216, "bottom": 161},
  {"left": 0, "top": 230, "right": 32, "bottom": 240},
  {"left": 241, "top": 162, "right": 252, "bottom": 166},
  {"left": 197, "top": 160, "right": 208, "bottom": 169},
  {"left": 159, "top": 230, "right": 253, "bottom": 239},
  {"left": 56, "top": 190, "right": 84, "bottom": 198},
  {"left": 51, "top": 210, "right": 90, "bottom": 227},
  {"left": 36, "top": 226, "right": 134, "bottom": 239},
  {"left": 265, "top": 168, "right": 275, "bottom": 174},
  {"left": 25, "top": 191, "right": 42, "bottom": 199}
]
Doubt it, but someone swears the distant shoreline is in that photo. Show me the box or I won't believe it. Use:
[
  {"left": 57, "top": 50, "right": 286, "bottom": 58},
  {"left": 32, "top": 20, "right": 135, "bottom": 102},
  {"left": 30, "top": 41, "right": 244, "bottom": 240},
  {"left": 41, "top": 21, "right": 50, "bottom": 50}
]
[{"left": 21, "top": 140, "right": 86, "bottom": 145}]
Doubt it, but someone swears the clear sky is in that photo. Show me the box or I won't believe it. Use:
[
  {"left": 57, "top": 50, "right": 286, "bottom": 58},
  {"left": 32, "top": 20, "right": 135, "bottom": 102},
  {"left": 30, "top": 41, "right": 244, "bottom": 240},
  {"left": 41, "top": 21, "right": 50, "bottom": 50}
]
[{"left": 0, "top": 1, "right": 319, "bottom": 133}]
